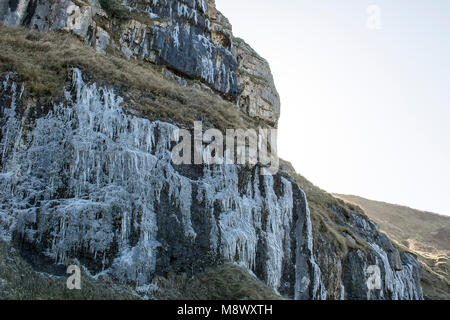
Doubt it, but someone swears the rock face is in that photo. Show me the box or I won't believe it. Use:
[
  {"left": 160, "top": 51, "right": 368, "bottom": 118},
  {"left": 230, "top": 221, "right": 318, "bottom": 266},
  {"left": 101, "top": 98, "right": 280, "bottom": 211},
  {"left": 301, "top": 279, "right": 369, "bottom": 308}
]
[
  {"left": 0, "top": 70, "right": 423, "bottom": 299},
  {"left": 0, "top": 0, "right": 280, "bottom": 125},
  {"left": 313, "top": 208, "right": 423, "bottom": 300},
  {"left": 0, "top": 69, "right": 322, "bottom": 298}
]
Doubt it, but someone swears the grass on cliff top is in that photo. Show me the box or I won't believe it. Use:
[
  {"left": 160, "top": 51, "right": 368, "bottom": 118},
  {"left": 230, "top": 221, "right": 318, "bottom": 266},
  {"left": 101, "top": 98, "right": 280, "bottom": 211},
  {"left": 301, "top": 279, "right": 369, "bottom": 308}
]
[{"left": 0, "top": 24, "right": 262, "bottom": 131}]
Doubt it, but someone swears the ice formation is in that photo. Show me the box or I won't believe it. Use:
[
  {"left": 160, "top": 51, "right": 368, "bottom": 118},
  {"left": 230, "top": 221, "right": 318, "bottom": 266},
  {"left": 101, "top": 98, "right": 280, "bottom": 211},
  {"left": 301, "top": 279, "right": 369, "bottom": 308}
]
[{"left": 0, "top": 69, "right": 321, "bottom": 294}]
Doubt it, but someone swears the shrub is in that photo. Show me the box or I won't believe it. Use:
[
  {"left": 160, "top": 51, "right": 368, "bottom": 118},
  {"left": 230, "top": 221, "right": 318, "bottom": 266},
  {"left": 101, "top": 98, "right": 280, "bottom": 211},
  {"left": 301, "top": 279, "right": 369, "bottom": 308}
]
[{"left": 98, "top": 0, "right": 130, "bottom": 20}]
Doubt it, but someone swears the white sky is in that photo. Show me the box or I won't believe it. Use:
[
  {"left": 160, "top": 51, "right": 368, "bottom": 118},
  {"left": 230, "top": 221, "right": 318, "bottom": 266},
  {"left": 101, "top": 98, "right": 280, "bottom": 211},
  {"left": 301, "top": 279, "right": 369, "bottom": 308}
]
[{"left": 216, "top": 0, "right": 450, "bottom": 215}]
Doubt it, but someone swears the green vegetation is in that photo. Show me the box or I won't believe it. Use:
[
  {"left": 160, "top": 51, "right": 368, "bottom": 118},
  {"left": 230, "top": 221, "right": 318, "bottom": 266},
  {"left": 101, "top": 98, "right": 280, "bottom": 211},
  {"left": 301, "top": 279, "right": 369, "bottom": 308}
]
[
  {"left": 279, "top": 160, "right": 377, "bottom": 299},
  {"left": 280, "top": 160, "right": 370, "bottom": 256}
]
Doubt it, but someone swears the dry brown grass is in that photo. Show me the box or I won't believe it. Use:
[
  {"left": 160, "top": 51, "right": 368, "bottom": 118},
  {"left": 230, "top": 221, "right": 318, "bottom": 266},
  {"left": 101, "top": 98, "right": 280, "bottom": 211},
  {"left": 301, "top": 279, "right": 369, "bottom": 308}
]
[
  {"left": 0, "top": 24, "right": 263, "bottom": 131},
  {"left": 153, "top": 263, "right": 284, "bottom": 300},
  {"left": 419, "top": 254, "right": 450, "bottom": 300},
  {"left": 335, "top": 194, "right": 450, "bottom": 299}
]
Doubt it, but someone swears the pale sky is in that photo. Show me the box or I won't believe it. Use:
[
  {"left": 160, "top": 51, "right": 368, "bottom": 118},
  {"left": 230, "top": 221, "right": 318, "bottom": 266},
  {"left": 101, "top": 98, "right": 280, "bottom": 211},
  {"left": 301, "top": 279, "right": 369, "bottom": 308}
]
[{"left": 216, "top": 0, "right": 450, "bottom": 216}]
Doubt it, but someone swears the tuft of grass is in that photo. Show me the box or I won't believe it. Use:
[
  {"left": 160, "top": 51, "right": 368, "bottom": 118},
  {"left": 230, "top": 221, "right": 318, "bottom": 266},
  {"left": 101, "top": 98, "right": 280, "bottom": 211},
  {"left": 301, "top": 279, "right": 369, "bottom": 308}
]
[
  {"left": 334, "top": 194, "right": 450, "bottom": 255},
  {"left": 153, "top": 263, "right": 285, "bottom": 300}
]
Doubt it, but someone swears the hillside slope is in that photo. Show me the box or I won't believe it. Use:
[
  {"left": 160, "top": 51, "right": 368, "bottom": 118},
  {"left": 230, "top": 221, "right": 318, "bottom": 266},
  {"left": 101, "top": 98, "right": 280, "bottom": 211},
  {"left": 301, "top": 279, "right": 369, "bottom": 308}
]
[{"left": 335, "top": 194, "right": 450, "bottom": 299}]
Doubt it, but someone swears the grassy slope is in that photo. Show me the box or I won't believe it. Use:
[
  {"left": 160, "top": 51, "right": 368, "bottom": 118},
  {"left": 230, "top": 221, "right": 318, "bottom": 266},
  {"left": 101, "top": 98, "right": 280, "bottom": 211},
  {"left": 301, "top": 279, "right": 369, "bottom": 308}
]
[
  {"left": 280, "top": 161, "right": 371, "bottom": 255},
  {"left": 335, "top": 194, "right": 450, "bottom": 300},
  {"left": 279, "top": 160, "right": 379, "bottom": 299}
]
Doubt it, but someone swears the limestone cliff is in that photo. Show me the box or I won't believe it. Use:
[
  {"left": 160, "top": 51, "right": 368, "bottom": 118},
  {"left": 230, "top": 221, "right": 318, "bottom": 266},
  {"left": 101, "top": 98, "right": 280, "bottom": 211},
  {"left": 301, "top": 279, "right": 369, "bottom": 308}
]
[
  {"left": 0, "top": 0, "right": 280, "bottom": 125},
  {"left": 0, "top": 0, "right": 423, "bottom": 300}
]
